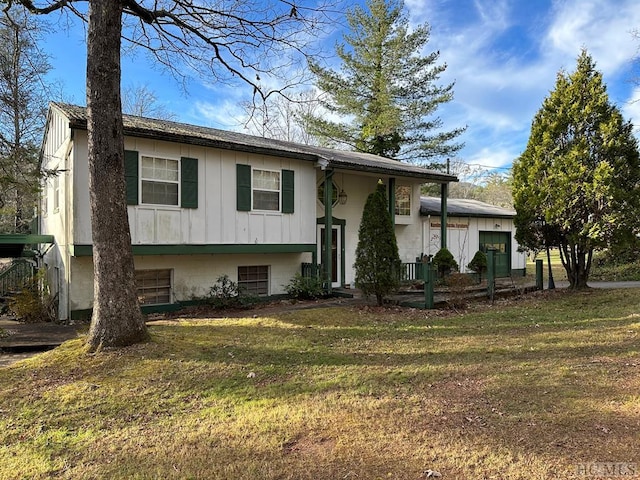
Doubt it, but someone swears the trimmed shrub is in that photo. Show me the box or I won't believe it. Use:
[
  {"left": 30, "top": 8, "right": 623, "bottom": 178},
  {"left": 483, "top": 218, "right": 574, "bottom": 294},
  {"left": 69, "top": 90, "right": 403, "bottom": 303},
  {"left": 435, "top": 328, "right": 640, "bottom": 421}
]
[
  {"left": 467, "top": 250, "right": 488, "bottom": 281},
  {"left": 433, "top": 247, "right": 458, "bottom": 279}
]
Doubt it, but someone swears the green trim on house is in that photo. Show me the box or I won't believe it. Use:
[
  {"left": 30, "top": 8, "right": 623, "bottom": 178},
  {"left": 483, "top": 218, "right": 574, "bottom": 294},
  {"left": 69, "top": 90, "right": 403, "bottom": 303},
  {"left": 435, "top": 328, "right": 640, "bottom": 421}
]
[
  {"left": 180, "top": 157, "right": 198, "bottom": 208},
  {"left": 316, "top": 216, "right": 346, "bottom": 288},
  {"left": 0, "top": 234, "right": 54, "bottom": 244},
  {"left": 124, "top": 150, "right": 139, "bottom": 205},
  {"left": 322, "top": 169, "right": 334, "bottom": 293},
  {"left": 236, "top": 164, "right": 252, "bottom": 211},
  {"left": 70, "top": 243, "right": 316, "bottom": 257},
  {"left": 281, "top": 169, "right": 295, "bottom": 213}
]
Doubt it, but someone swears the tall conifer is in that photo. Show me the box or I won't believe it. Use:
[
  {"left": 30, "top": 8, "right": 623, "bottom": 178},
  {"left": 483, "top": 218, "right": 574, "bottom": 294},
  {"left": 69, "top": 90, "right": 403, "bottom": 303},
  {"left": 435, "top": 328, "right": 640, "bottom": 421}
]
[
  {"left": 354, "top": 181, "right": 401, "bottom": 305},
  {"left": 513, "top": 50, "right": 640, "bottom": 289},
  {"left": 305, "top": 0, "right": 464, "bottom": 164}
]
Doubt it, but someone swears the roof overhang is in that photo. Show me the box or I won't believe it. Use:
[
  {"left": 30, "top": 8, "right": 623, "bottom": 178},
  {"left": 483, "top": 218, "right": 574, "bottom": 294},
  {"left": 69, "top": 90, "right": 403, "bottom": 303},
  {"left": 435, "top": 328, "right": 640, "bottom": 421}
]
[
  {"left": 51, "top": 102, "right": 459, "bottom": 185},
  {"left": 0, "top": 234, "right": 55, "bottom": 258}
]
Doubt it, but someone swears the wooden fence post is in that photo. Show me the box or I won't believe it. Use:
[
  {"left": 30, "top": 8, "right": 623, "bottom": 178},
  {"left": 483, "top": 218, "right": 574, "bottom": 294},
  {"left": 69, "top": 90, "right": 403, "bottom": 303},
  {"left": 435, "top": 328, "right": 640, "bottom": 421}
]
[{"left": 423, "top": 261, "right": 435, "bottom": 309}]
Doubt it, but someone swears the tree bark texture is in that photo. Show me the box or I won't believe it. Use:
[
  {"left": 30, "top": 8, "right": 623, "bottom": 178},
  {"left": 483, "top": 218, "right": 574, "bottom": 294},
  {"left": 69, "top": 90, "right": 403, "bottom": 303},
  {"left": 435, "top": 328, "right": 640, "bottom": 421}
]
[{"left": 85, "top": 0, "right": 149, "bottom": 350}]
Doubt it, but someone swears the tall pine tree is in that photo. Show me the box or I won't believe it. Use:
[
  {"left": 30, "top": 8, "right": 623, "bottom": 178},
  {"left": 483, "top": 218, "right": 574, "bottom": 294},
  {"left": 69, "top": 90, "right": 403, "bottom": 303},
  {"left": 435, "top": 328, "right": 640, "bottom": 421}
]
[
  {"left": 305, "top": 0, "right": 464, "bottom": 164},
  {"left": 512, "top": 50, "right": 640, "bottom": 289},
  {"left": 354, "top": 181, "right": 401, "bottom": 305}
]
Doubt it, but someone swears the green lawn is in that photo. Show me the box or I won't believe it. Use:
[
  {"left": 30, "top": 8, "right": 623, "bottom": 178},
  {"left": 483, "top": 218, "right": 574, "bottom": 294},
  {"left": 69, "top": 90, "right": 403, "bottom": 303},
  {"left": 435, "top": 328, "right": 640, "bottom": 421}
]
[{"left": 1, "top": 289, "right": 639, "bottom": 479}]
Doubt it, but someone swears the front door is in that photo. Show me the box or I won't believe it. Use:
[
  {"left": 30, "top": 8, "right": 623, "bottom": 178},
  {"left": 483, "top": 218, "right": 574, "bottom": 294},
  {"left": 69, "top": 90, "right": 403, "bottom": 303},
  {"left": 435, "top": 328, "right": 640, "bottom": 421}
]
[
  {"left": 319, "top": 225, "right": 340, "bottom": 287},
  {"left": 479, "top": 231, "right": 511, "bottom": 277}
]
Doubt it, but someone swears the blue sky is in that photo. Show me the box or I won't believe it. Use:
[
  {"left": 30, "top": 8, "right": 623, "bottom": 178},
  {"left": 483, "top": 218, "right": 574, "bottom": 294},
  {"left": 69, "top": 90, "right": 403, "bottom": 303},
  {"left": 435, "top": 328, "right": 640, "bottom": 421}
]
[{"left": 41, "top": 0, "right": 640, "bottom": 176}]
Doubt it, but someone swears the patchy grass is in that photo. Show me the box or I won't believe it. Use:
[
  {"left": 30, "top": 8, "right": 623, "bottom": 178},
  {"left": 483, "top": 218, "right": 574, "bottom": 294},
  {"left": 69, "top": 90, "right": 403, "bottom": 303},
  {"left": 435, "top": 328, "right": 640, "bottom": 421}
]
[{"left": 1, "top": 289, "right": 639, "bottom": 479}]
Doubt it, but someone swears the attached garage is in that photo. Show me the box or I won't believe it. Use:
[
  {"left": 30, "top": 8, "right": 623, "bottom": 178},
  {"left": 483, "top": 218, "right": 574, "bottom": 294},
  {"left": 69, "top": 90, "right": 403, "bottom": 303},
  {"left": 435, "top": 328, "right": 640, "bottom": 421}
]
[{"left": 420, "top": 197, "right": 527, "bottom": 278}]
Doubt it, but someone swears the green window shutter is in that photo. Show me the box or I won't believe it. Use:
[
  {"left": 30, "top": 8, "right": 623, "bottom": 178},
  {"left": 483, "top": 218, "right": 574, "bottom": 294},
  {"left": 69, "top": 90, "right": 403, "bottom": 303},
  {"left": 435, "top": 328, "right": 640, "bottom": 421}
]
[
  {"left": 282, "top": 169, "right": 294, "bottom": 213},
  {"left": 236, "top": 164, "right": 251, "bottom": 211},
  {"left": 124, "top": 150, "right": 139, "bottom": 205},
  {"left": 181, "top": 157, "right": 198, "bottom": 209}
]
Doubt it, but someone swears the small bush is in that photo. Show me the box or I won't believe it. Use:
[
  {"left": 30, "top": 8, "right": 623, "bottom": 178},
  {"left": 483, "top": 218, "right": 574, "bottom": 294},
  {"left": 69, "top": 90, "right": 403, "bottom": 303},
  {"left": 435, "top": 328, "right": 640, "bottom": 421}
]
[
  {"left": 206, "top": 275, "right": 258, "bottom": 309},
  {"left": 467, "top": 250, "right": 487, "bottom": 281},
  {"left": 284, "top": 273, "right": 324, "bottom": 300},
  {"left": 8, "top": 270, "right": 56, "bottom": 323},
  {"left": 433, "top": 248, "right": 458, "bottom": 279}
]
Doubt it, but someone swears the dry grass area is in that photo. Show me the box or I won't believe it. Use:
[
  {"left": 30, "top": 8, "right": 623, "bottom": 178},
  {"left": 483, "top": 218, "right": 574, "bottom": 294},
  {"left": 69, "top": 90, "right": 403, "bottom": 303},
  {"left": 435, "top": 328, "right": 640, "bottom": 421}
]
[{"left": 1, "top": 289, "right": 639, "bottom": 479}]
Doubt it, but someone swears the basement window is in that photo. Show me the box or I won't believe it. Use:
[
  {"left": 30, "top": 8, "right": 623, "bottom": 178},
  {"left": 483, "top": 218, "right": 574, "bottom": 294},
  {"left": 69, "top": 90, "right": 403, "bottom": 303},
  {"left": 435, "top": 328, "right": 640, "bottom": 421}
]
[
  {"left": 136, "top": 269, "right": 172, "bottom": 305},
  {"left": 237, "top": 265, "right": 269, "bottom": 295}
]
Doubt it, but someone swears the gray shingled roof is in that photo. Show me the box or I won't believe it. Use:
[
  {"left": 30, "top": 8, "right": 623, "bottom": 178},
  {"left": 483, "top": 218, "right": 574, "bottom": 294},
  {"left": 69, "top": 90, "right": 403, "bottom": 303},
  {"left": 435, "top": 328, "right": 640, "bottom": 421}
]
[
  {"left": 50, "top": 102, "right": 457, "bottom": 183},
  {"left": 420, "top": 196, "right": 515, "bottom": 218}
]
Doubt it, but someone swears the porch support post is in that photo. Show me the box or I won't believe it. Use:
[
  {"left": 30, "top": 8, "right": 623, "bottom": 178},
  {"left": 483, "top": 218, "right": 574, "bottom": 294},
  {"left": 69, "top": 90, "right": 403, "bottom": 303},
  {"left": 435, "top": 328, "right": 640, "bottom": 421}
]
[
  {"left": 324, "top": 169, "right": 334, "bottom": 294},
  {"left": 388, "top": 177, "right": 396, "bottom": 225},
  {"left": 440, "top": 182, "right": 448, "bottom": 250},
  {"left": 487, "top": 249, "right": 495, "bottom": 301},
  {"left": 423, "top": 261, "right": 435, "bottom": 309}
]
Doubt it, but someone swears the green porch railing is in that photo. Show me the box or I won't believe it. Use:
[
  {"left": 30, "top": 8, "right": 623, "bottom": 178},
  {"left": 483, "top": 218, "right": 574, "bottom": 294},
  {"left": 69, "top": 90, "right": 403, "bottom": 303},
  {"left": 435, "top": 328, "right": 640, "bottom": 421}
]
[
  {"left": 401, "top": 262, "right": 426, "bottom": 282},
  {"left": 301, "top": 262, "right": 321, "bottom": 279},
  {"left": 0, "top": 259, "right": 35, "bottom": 297}
]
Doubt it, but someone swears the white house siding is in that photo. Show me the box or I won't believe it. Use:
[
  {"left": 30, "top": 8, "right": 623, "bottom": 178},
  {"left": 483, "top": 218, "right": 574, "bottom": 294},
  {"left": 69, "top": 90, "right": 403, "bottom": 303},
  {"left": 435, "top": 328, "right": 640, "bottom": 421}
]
[
  {"left": 70, "top": 134, "right": 317, "bottom": 246},
  {"left": 67, "top": 253, "right": 306, "bottom": 314},
  {"left": 41, "top": 109, "right": 318, "bottom": 320},
  {"left": 316, "top": 171, "right": 425, "bottom": 287},
  {"left": 40, "top": 109, "right": 74, "bottom": 321},
  {"left": 422, "top": 215, "right": 526, "bottom": 274}
]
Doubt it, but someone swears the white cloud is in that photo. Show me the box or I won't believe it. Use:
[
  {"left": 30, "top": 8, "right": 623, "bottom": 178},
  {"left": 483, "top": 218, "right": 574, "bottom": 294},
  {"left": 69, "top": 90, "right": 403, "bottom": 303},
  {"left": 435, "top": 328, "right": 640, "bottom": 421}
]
[
  {"left": 544, "top": 0, "right": 640, "bottom": 75},
  {"left": 403, "top": 0, "right": 640, "bottom": 168},
  {"left": 622, "top": 86, "right": 640, "bottom": 133}
]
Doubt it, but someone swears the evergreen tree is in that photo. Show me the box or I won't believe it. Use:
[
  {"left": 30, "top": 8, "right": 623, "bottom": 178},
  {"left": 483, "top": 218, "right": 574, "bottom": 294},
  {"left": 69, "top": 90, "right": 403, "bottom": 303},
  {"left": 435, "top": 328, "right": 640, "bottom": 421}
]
[
  {"left": 305, "top": 0, "right": 464, "bottom": 164},
  {"left": 354, "top": 180, "right": 401, "bottom": 305},
  {"left": 512, "top": 50, "right": 640, "bottom": 289}
]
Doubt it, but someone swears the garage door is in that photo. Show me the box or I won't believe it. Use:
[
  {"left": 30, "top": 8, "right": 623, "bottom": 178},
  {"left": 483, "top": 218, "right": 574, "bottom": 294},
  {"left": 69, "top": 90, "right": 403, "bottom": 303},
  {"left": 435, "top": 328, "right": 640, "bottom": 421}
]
[{"left": 479, "top": 231, "right": 511, "bottom": 278}]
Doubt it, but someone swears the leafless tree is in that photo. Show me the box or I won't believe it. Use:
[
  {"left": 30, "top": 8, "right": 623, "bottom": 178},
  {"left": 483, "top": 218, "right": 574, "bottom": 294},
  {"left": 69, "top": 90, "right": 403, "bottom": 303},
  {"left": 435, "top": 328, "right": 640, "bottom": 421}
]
[
  {"left": 122, "top": 83, "right": 177, "bottom": 120},
  {"left": 0, "top": 5, "right": 50, "bottom": 232},
  {"left": 241, "top": 89, "right": 320, "bottom": 145},
  {"left": 7, "top": 0, "right": 338, "bottom": 350}
]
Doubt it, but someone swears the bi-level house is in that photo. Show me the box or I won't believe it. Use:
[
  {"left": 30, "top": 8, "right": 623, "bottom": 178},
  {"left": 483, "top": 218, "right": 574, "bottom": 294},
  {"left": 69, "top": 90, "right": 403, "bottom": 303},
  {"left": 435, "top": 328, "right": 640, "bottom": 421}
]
[{"left": 39, "top": 103, "right": 456, "bottom": 320}]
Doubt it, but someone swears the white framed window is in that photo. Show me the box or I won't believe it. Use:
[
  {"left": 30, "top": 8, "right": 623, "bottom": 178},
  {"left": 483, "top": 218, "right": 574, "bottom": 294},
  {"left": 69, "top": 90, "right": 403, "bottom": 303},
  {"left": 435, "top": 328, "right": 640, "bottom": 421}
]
[
  {"left": 317, "top": 179, "right": 339, "bottom": 207},
  {"left": 395, "top": 185, "right": 411, "bottom": 216},
  {"left": 141, "top": 156, "right": 179, "bottom": 206},
  {"left": 238, "top": 265, "right": 269, "bottom": 295},
  {"left": 136, "top": 269, "right": 172, "bottom": 305},
  {"left": 252, "top": 169, "right": 280, "bottom": 211}
]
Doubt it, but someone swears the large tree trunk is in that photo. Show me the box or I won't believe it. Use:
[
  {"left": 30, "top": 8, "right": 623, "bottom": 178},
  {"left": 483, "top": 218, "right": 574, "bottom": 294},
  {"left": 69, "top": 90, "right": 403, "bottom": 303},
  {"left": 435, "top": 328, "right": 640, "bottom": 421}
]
[
  {"left": 85, "top": 0, "right": 149, "bottom": 350},
  {"left": 561, "top": 242, "right": 590, "bottom": 290}
]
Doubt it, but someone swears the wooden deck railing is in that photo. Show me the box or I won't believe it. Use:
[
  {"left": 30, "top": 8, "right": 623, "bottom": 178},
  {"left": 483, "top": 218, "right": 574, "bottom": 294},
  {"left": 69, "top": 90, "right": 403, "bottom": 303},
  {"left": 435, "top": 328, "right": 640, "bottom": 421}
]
[{"left": 0, "top": 259, "right": 35, "bottom": 297}]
